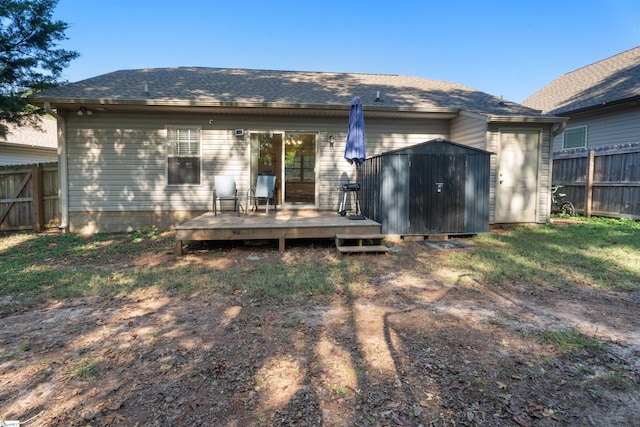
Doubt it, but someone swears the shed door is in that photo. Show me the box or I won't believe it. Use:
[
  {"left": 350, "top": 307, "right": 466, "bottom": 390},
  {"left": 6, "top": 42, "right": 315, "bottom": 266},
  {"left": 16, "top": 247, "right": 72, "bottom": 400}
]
[
  {"left": 494, "top": 130, "right": 540, "bottom": 223},
  {"left": 409, "top": 154, "right": 465, "bottom": 233}
]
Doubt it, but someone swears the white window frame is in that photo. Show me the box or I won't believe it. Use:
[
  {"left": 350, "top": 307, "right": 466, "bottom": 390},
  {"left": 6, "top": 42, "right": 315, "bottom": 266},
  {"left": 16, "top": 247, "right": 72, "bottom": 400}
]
[
  {"left": 165, "top": 126, "right": 202, "bottom": 186},
  {"left": 563, "top": 126, "right": 587, "bottom": 149}
]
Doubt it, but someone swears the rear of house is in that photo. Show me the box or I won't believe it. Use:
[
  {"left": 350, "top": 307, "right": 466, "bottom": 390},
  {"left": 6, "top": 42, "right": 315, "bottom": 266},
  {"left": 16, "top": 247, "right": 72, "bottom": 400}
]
[{"left": 29, "top": 67, "right": 564, "bottom": 234}]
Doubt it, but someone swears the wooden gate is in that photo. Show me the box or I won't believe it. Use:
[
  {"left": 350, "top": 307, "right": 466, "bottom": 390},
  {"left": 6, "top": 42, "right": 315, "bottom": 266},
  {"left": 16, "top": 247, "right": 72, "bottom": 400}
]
[{"left": 0, "top": 162, "right": 60, "bottom": 231}]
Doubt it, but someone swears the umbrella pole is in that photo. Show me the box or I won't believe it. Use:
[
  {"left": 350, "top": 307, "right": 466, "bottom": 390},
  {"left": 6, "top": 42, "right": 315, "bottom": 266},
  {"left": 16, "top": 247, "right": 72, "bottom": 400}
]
[
  {"left": 356, "top": 163, "right": 361, "bottom": 215},
  {"left": 349, "top": 163, "right": 365, "bottom": 220}
]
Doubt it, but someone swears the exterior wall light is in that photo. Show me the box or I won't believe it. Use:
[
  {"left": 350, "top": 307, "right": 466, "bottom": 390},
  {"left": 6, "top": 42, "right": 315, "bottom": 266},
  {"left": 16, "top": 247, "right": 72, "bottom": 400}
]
[
  {"left": 77, "top": 107, "right": 92, "bottom": 116},
  {"left": 329, "top": 135, "right": 334, "bottom": 149}
]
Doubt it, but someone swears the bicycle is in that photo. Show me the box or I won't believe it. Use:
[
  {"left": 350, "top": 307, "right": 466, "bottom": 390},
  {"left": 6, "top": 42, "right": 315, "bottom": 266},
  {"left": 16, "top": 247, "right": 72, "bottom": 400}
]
[{"left": 551, "top": 185, "right": 575, "bottom": 216}]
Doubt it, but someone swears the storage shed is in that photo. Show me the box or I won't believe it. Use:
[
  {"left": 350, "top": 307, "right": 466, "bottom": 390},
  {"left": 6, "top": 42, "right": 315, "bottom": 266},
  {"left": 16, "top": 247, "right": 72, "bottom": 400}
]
[{"left": 360, "top": 138, "right": 492, "bottom": 236}]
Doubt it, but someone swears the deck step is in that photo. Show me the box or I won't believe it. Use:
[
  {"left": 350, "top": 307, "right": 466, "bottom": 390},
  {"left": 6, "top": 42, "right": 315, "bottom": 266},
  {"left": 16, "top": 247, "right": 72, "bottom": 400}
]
[
  {"left": 335, "top": 233, "right": 386, "bottom": 240},
  {"left": 337, "top": 245, "right": 389, "bottom": 254},
  {"left": 335, "top": 233, "right": 389, "bottom": 254}
]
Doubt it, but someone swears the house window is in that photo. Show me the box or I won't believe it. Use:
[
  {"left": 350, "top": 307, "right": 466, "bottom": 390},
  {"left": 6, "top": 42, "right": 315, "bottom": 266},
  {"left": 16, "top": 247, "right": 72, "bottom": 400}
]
[
  {"left": 166, "top": 127, "right": 201, "bottom": 185},
  {"left": 563, "top": 126, "right": 587, "bottom": 149}
]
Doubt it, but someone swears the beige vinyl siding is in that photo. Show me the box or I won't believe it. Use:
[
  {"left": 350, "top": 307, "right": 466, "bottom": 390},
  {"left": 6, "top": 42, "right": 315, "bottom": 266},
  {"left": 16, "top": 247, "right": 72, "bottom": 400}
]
[
  {"left": 222, "top": 116, "right": 447, "bottom": 212},
  {"left": 63, "top": 110, "right": 556, "bottom": 231},
  {"left": 317, "top": 118, "right": 449, "bottom": 211},
  {"left": 64, "top": 112, "right": 450, "bottom": 229},
  {"left": 65, "top": 113, "right": 246, "bottom": 214},
  {"left": 450, "top": 113, "right": 488, "bottom": 148},
  {"left": 552, "top": 107, "right": 640, "bottom": 153},
  {"left": 319, "top": 118, "right": 449, "bottom": 211}
]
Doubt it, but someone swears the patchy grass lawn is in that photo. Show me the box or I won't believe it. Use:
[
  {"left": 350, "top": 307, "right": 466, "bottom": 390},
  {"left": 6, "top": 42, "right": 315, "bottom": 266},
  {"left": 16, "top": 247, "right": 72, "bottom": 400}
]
[
  {"left": 449, "top": 217, "right": 640, "bottom": 292},
  {"left": 1, "top": 217, "right": 639, "bottom": 426},
  {"left": 0, "top": 228, "right": 367, "bottom": 308}
]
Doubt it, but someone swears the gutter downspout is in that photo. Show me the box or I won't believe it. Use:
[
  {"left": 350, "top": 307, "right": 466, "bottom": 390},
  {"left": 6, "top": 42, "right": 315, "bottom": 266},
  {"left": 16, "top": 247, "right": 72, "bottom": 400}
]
[
  {"left": 551, "top": 121, "right": 566, "bottom": 138},
  {"left": 44, "top": 102, "right": 69, "bottom": 231}
]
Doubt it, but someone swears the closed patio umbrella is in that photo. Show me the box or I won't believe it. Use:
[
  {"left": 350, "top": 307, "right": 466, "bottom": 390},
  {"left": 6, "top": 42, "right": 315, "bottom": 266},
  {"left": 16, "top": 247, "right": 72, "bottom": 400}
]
[
  {"left": 344, "top": 96, "right": 366, "bottom": 219},
  {"left": 344, "top": 96, "right": 366, "bottom": 165}
]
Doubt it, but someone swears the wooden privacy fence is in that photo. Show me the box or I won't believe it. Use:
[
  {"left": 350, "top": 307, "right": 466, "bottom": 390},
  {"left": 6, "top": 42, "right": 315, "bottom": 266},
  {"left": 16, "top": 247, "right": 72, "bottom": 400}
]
[
  {"left": 0, "top": 162, "right": 60, "bottom": 231},
  {"left": 552, "top": 144, "right": 640, "bottom": 219}
]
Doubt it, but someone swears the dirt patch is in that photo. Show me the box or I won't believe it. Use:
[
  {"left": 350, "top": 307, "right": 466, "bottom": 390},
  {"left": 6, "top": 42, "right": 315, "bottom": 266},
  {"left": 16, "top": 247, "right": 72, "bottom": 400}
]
[{"left": 1, "top": 235, "right": 639, "bottom": 426}]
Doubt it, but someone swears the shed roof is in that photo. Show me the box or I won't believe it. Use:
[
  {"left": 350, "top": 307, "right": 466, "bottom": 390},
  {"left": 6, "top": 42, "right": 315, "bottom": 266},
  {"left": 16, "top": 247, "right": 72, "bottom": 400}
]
[
  {"left": 30, "top": 67, "right": 552, "bottom": 119},
  {"left": 523, "top": 46, "right": 640, "bottom": 115},
  {"left": 376, "top": 138, "right": 494, "bottom": 157}
]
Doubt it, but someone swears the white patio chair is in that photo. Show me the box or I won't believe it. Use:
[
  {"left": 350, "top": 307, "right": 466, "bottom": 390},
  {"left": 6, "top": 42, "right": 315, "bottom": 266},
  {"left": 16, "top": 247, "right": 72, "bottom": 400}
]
[
  {"left": 248, "top": 175, "right": 276, "bottom": 213},
  {"left": 213, "top": 176, "right": 241, "bottom": 216}
]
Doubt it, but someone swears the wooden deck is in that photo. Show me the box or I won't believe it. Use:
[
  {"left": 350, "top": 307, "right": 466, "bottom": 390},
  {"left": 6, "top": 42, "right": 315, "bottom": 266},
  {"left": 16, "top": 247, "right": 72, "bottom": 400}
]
[{"left": 174, "top": 210, "right": 383, "bottom": 254}]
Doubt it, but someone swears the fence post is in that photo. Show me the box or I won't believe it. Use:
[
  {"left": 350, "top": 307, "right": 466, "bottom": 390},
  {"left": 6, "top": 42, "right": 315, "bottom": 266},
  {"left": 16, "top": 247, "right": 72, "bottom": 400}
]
[
  {"left": 585, "top": 150, "right": 595, "bottom": 218},
  {"left": 32, "top": 165, "right": 44, "bottom": 231}
]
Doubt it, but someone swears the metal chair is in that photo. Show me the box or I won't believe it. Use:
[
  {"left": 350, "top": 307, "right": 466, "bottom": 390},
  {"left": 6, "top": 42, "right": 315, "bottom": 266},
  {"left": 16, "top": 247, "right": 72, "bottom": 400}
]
[
  {"left": 213, "top": 176, "right": 241, "bottom": 216},
  {"left": 249, "top": 175, "right": 276, "bottom": 213}
]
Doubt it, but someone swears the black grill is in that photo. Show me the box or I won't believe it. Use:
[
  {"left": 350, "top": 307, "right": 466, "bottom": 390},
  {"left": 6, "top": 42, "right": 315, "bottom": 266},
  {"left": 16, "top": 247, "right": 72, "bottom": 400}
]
[{"left": 341, "top": 183, "right": 360, "bottom": 191}]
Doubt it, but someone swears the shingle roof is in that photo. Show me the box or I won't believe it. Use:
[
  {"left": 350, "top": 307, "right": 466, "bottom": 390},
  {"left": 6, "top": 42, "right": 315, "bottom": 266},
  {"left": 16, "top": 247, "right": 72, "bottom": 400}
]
[
  {"left": 31, "top": 67, "right": 546, "bottom": 117},
  {"left": 523, "top": 46, "right": 640, "bottom": 115}
]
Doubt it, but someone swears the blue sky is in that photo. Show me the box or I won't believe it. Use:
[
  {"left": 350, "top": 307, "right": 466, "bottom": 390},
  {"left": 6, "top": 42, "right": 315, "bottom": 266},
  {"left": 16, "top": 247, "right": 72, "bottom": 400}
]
[{"left": 53, "top": 0, "right": 640, "bottom": 103}]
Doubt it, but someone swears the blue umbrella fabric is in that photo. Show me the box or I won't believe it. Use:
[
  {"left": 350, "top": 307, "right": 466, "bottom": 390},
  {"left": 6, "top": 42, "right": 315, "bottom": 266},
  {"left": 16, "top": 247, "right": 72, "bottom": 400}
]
[{"left": 344, "top": 96, "right": 366, "bottom": 165}]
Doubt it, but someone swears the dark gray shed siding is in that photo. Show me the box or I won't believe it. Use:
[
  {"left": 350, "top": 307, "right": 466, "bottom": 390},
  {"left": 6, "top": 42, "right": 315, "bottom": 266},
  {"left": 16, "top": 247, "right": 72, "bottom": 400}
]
[{"left": 360, "top": 139, "right": 492, "bottom": 235}]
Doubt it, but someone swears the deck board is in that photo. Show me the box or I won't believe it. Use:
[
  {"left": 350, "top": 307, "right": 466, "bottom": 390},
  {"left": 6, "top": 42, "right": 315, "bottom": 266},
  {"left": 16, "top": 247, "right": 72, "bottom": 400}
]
[{"left": 175, "top": 210, "right": 382, "bottom": 254}]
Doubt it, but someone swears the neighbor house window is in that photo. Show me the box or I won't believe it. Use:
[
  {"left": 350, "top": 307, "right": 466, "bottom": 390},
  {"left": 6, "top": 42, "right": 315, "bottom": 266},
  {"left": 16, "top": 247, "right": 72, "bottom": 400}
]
[
  {"left": 563, "top": 126, "right": 587, "bottom": 149},
  {"left": 166, "top": 127, "right": 201, "bottom": 185}
]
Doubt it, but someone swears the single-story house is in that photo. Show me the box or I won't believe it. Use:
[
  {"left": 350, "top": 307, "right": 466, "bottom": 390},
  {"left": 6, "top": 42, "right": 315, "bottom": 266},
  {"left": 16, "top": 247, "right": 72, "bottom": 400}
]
[
  {"left": 523, "top": 46, "right": 640, "bottom": 153},
  {"left": 29, "top": 67, "right": 565, "bottom": 233},
  {"left": 0, "top": 118, "right": 57, "bottom": 166}
]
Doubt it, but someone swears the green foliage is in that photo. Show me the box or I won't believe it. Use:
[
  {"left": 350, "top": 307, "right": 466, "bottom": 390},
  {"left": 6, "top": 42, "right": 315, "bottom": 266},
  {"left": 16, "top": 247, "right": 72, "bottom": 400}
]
[
  {"left": 451, "top": 217, "right": 640, "bottom": 291},
  {"left": 603, "top": 369, "right": 631, "bottom": 390},
  {"left": 1, "top": 217, "right": 638, "bottom": 312},
  {"left": 0, "top": 0, "right": 79, "bottom": 138},
  {"left": 331, "top": 384, "right": 348, "bottom": 395},
  {"left": 538, "top": 329, "right": 604, "bottom": 355},
  {"left": 0, "top": 229, "right": 364, "bottom": 310},
  {"left": 70, "top": 358, "right": 99, "bottom": 381},
  {"left": 215, "top": 261, "right": 340, "bottom": 299},
  {"left": 0, "top": 229, "right": 168, "bottom": 309}
]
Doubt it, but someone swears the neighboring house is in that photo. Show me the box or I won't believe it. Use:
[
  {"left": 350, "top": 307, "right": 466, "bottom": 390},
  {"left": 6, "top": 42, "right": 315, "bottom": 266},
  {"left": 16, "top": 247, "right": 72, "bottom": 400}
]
[
  {"left": 29, "top": 67, "right": 565, "bottom": 233},
  {"left": 0, "top": 118, "right": 58, "bottom": 166},
  {"left": 523, "top": 46, "right": 640, "bottom": 153}
]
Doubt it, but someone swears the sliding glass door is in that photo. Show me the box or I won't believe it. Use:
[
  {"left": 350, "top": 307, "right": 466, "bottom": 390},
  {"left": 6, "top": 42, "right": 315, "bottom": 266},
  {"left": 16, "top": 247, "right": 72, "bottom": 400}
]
[
  {"left": 250, "top": 132, "right": 316, "bottom": 206},
  {"left": 284, "top": 133, "right": 316, "bottom": 204}
]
